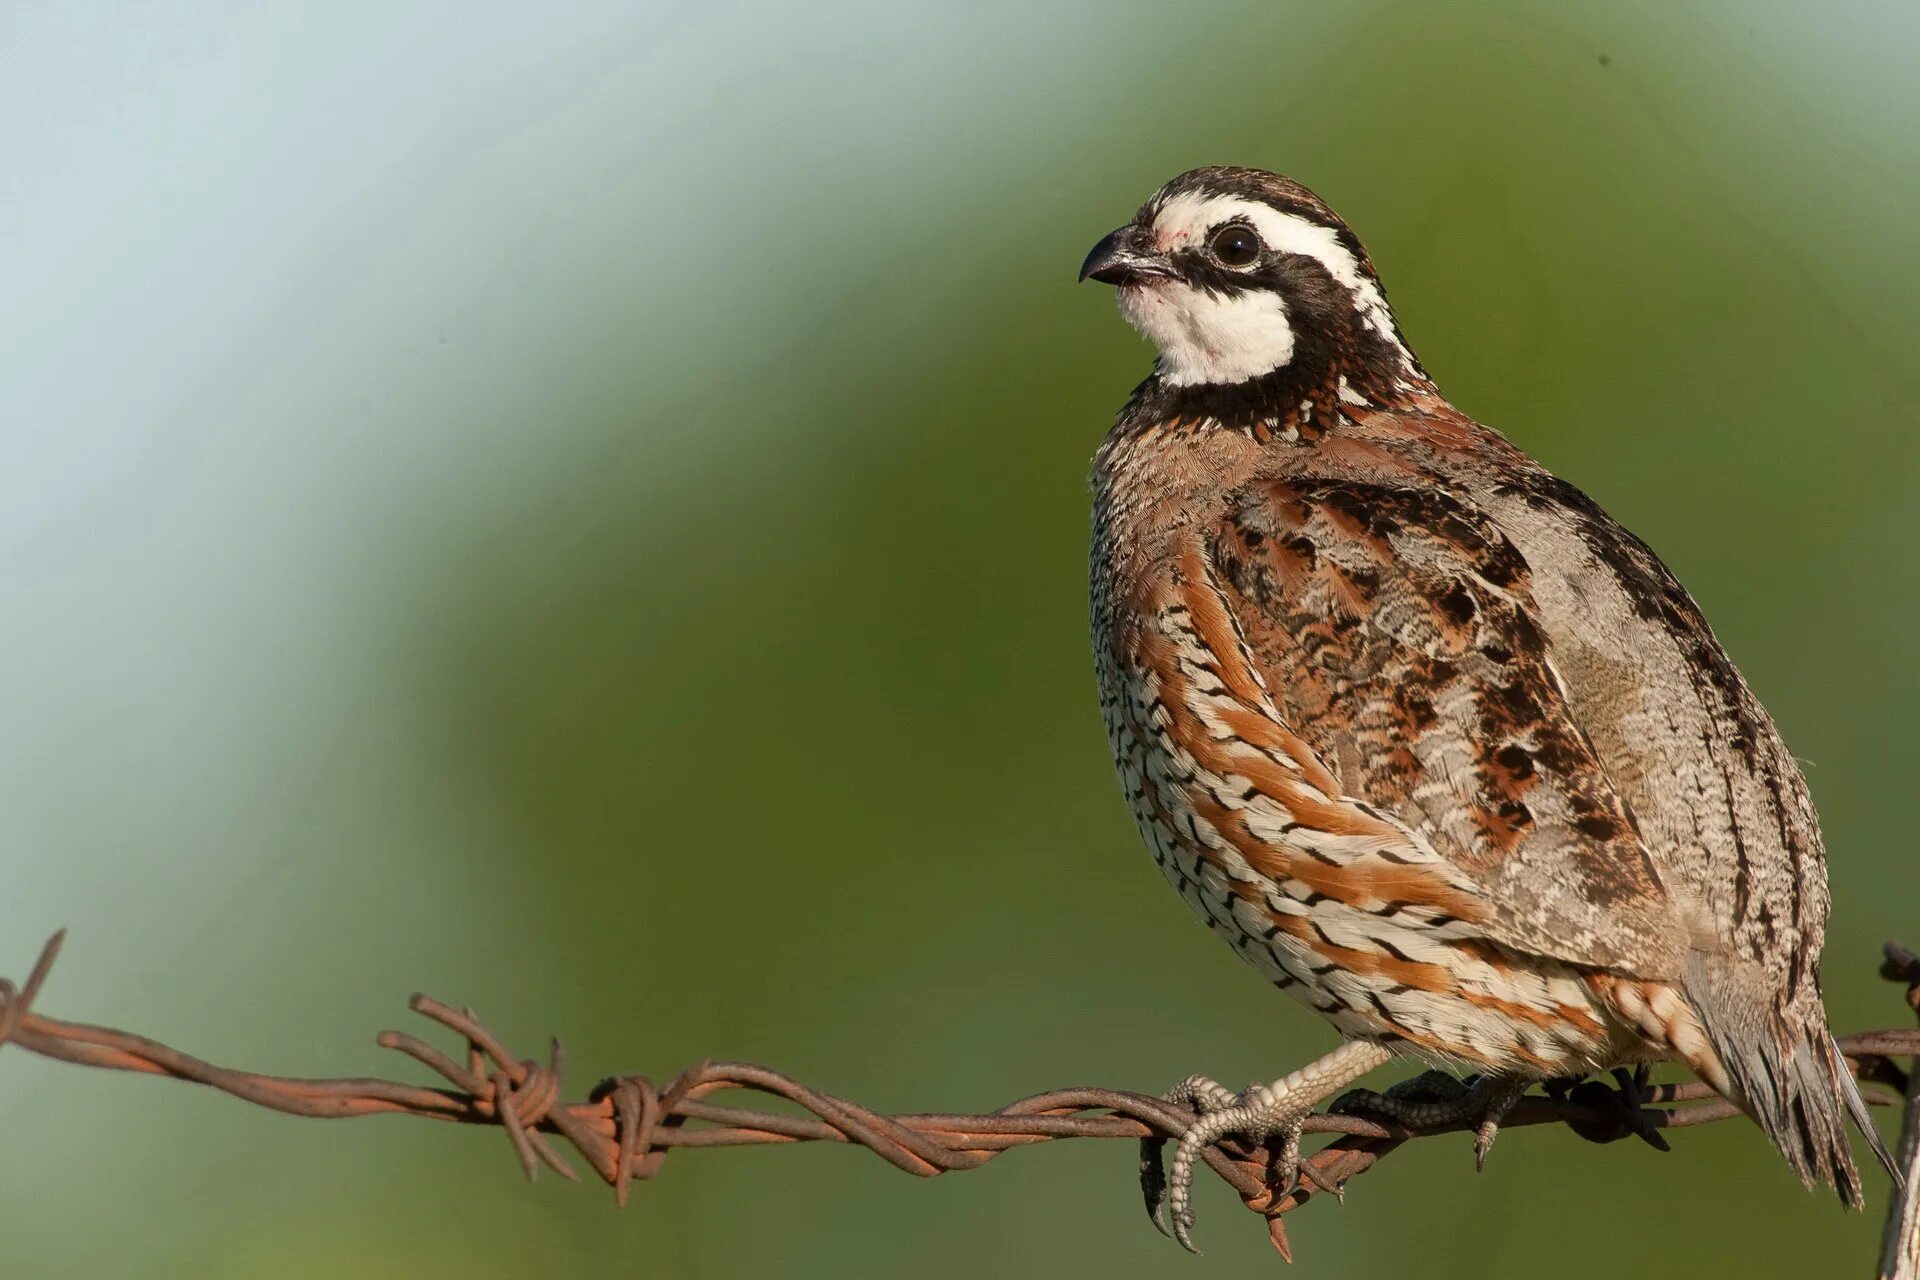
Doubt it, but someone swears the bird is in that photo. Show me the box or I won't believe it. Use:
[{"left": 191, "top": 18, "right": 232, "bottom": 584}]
[{"left": 1078, "top": 165, "right": 1892, "bottom": 1250}]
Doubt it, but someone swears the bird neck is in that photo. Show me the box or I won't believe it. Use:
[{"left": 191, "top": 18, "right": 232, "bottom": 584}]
[{"left": 1121, "top": 343, "right": 1435, "bottom": 445}]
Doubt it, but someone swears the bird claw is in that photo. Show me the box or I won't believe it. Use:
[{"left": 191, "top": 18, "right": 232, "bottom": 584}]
[
  {"left": 1472, "top": 1111, "right": 1503, "bottom": 1170},
  {"left": 1468, "top": 1078, "right": 1528, "bottom": 1171},
  {"left": 1564, "top": 1065, "right": 1671, "bottom": 1151},
  {"left": 1139, "top": 1136, "right": 1171, "bottom": 1235},
  {"left": 1333, "top": 1072, "right": 1527, "bottom": 1172},
  {"left": 1141, "top": 1073, "right": 1311, "bottom": 1254},
  {"left": 1612, "top": 1066, "right": 1671, "bottom": 1152},
  {"left": 1294, "top": 1155, "right": 1346, "bottom": 1200}
]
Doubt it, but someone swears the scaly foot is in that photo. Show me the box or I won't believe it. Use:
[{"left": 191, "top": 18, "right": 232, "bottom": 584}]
[
  {"left": 1139, "top": 1041, "right": 1393, "bottom": 1252},
  {"left": 1331, "top": 1072, "right": 1529, "bottom": 1169}
]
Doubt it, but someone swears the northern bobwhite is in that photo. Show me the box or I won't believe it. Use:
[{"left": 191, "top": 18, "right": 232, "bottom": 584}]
[{"left": 1079, "top": 166, "right": 1891, "bottom": 1249}]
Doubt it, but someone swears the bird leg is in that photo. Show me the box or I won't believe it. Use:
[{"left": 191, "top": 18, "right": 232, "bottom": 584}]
[
  {"left": 1142, "top": 1039, "right": 1393, "bottom": 1252},
  {"left": 1331, "top": 1071, "right": 1530, "bottom": 1169}
]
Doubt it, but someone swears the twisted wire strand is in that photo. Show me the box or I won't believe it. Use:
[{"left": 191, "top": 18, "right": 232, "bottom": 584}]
[{"left": 5, "top": 929, "right": 1919, "bottom": 1262}]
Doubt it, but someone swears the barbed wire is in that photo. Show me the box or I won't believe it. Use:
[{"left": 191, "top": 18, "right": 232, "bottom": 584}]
[
  {"left": 5, "top": 929, "right": 1920, "bottom": 1263},
  {"left": 1876, "top": 942, "right": 1920, "bottom": 1280}
]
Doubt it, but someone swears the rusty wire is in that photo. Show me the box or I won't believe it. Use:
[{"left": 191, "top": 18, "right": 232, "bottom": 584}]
[
  {"left": 5, "top": 930, "right": 1920, "bottom": 1262},
  {"left": 1875, "top": 942, "right": 1920, "bottom": 1279}
]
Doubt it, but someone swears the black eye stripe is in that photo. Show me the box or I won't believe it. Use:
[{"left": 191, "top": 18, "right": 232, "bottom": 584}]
[{"left": 1164, "top": 250, "right": 1265, "bottom": 297}]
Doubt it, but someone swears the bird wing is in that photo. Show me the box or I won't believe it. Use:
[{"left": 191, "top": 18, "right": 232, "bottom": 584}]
[{"left": 1198, "top": 475, "right": 1689, "bottom": 978}]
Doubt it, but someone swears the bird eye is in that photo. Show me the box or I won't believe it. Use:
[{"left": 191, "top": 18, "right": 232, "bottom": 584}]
[{"left": 1208, "top": 224, "right": 1262, "bottom": 268}]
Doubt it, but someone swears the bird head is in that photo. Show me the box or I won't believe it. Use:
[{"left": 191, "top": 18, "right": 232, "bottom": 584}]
[{"left": 1081, "top": 167, "right": 1420, "bottom": 395}]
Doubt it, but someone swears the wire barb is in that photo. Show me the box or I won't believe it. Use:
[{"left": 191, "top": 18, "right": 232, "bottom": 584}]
[{"left": 5, "top": 929, "right": 1920, "bottom": 1262}]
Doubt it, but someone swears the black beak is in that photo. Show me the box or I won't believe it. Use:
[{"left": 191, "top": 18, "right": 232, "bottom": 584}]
[{"left": 1079, "top": 224, "right": 1173, "bottom": 285}]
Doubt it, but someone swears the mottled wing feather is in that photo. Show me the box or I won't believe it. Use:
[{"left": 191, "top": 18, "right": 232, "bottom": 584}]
[{"left": 1206, "top": 477, "right": 1688, "bottom": 978}]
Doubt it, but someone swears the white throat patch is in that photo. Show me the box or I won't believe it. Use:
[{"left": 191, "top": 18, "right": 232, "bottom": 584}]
[
  {"left": 1117, "top": 281, "right": 1295, "bottom": 387},
  {"left": 1115, "top": 191, "right": 1411, "bottom": 388}
]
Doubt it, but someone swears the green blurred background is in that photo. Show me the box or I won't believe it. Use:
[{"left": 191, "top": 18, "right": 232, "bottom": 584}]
[{"left": 4, "top": 2, "right": 1918, "bottom": 1275}]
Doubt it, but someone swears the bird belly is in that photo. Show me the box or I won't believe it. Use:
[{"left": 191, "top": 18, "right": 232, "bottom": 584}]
[{"left": 1103, "top": 657, "right": 1633, "bottom": 1079}]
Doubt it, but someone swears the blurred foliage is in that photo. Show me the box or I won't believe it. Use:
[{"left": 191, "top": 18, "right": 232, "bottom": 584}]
[{"left": 3, "top": 1, "right": 1919, "bottom": 1276}]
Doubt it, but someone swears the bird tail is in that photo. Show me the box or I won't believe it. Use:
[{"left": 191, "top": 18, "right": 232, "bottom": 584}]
[{"left": 1680, "top": 955, "right": 1895, "bottom": 1207}]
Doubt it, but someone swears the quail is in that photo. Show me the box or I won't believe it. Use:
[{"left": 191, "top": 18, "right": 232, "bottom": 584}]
[{"left": 1079, "top": 166, "right": 1892, "bottom": 1250}]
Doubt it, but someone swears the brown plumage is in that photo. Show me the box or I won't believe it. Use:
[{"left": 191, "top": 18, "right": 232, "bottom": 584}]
[{"left": 1080, "top": 166, "right": 1889, "bottom": 1248}]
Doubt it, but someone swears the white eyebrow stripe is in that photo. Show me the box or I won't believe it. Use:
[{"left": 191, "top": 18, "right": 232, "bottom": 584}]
[{"left": 1150, "top": 192, "right": 1411, "bottom": 362}]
